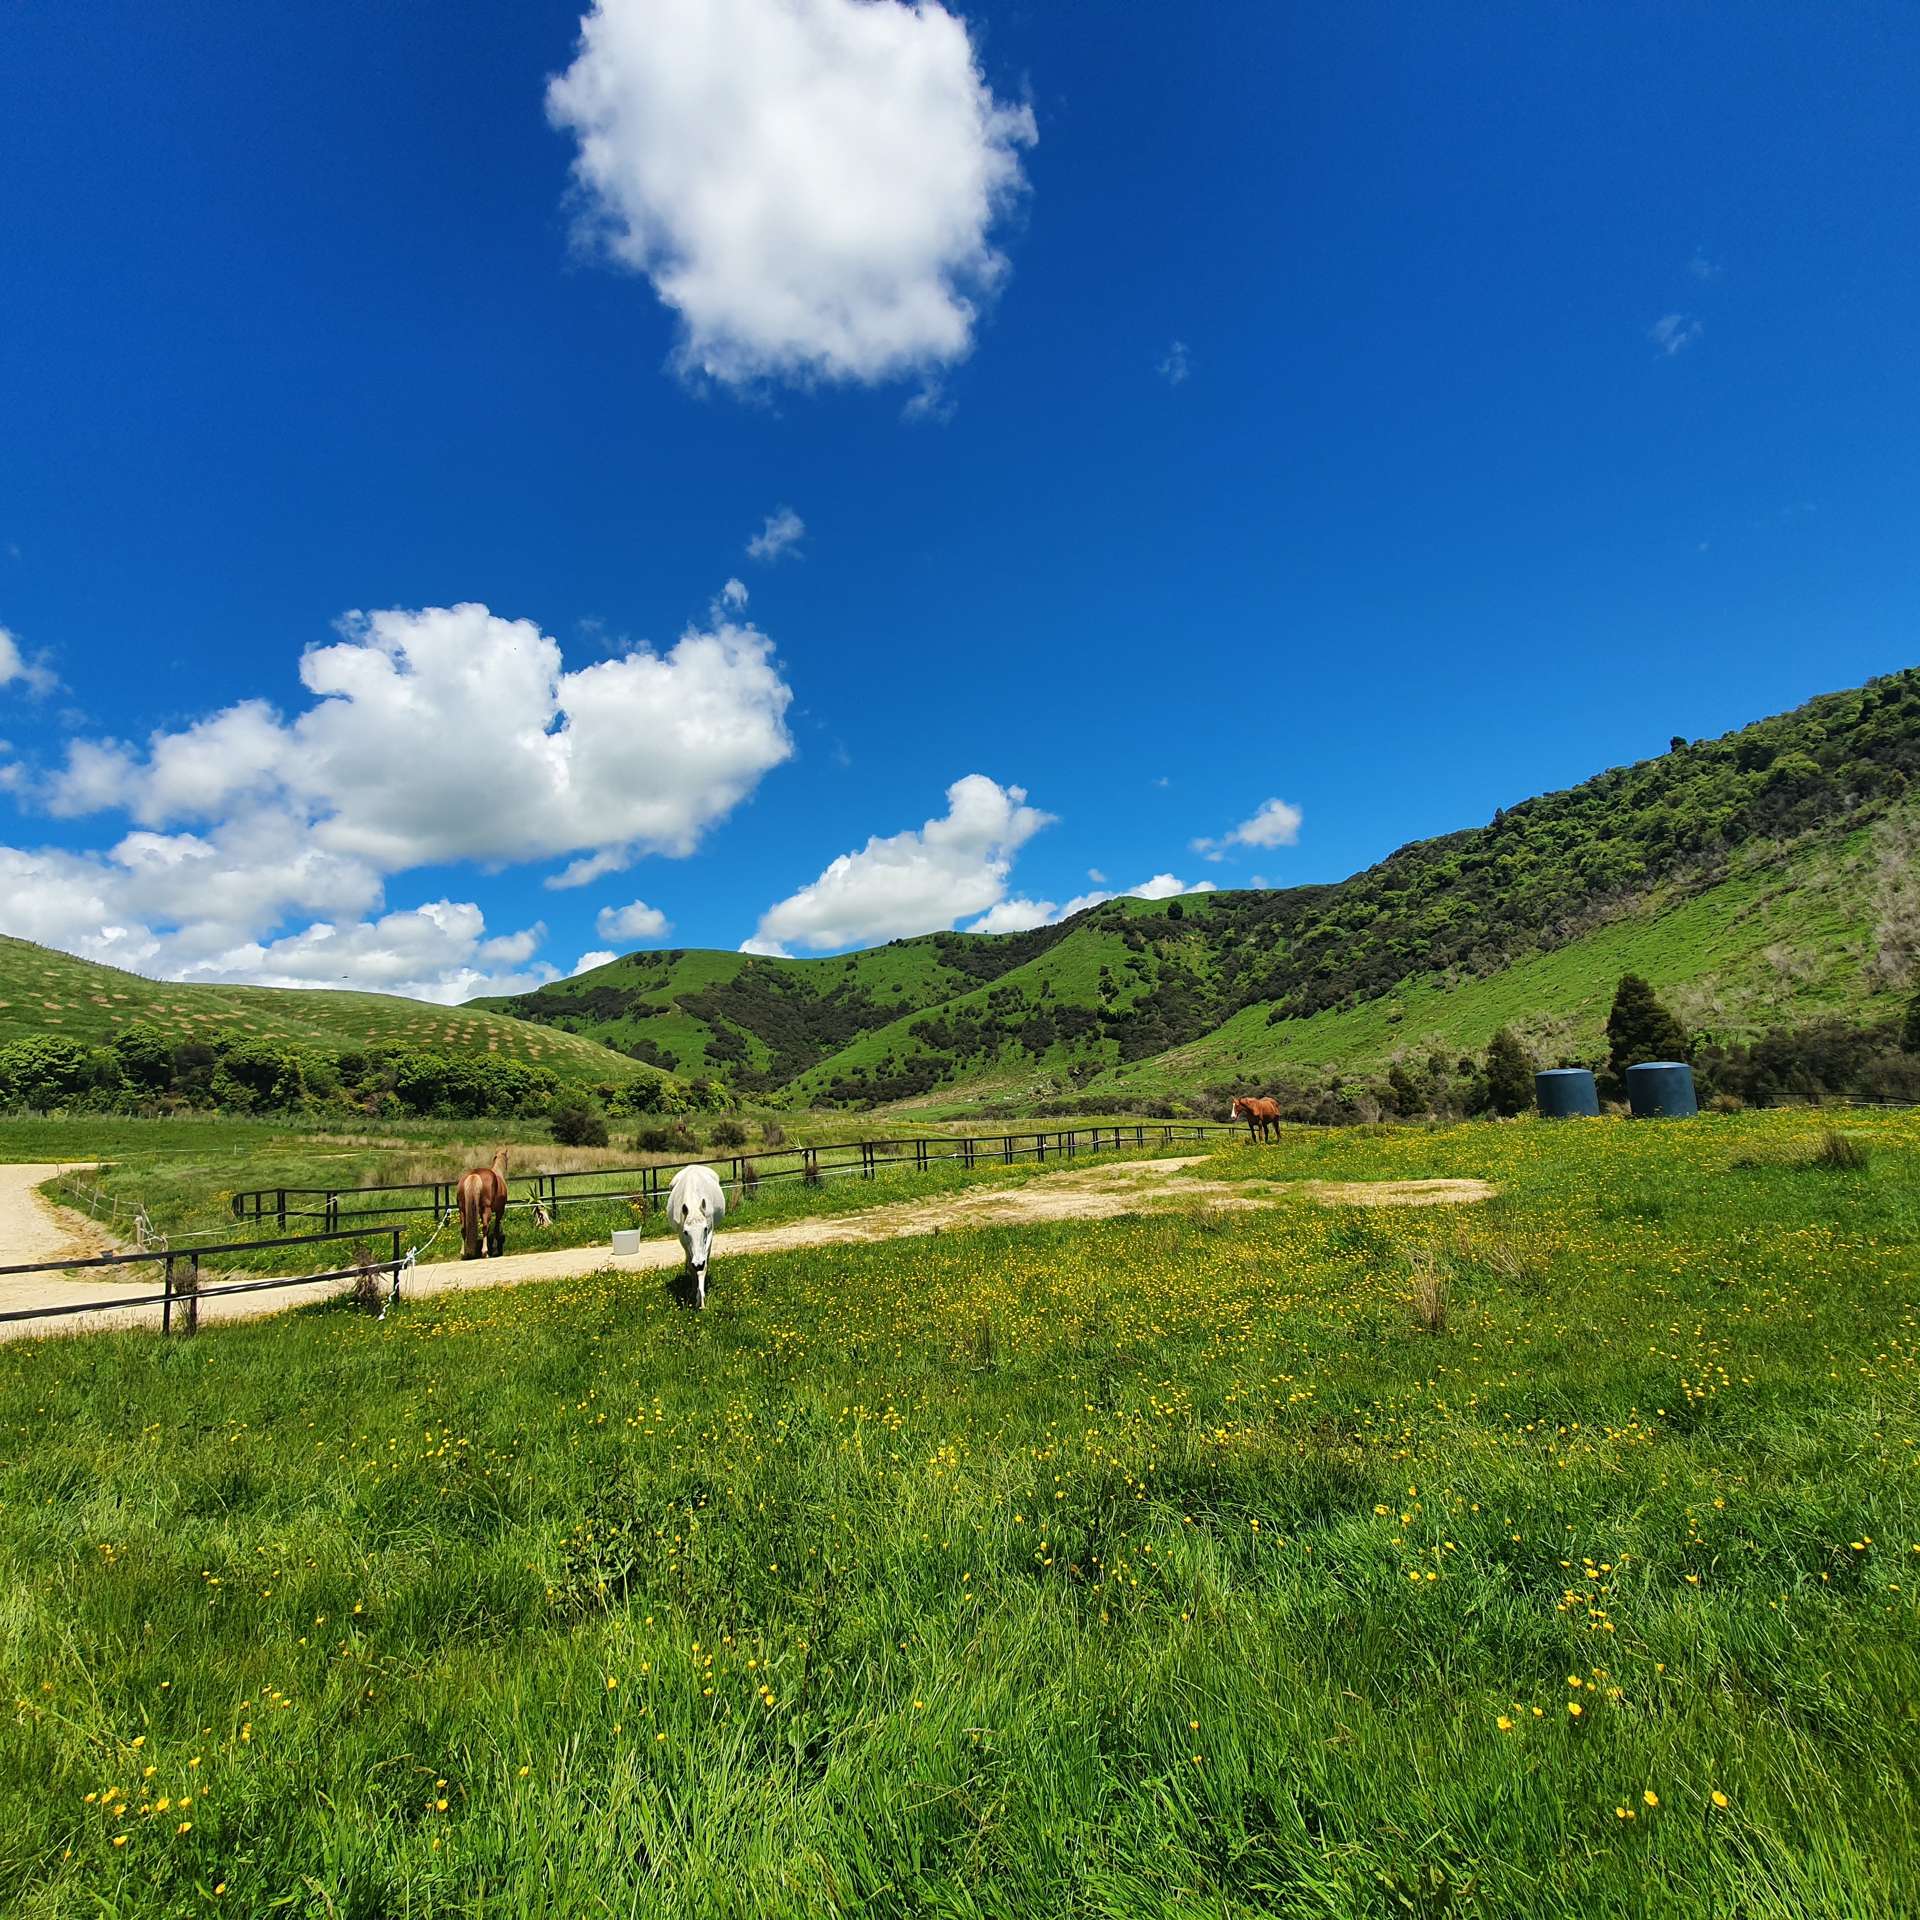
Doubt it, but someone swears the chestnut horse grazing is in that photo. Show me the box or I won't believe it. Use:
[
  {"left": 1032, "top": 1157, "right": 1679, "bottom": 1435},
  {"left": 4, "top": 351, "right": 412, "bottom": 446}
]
[
  {"left": 457, "top": 1147, "right": 510, "bottom": 1259},
  {"left": 1230, "top": 1095, "right": 1282, "bottom": 1143}
]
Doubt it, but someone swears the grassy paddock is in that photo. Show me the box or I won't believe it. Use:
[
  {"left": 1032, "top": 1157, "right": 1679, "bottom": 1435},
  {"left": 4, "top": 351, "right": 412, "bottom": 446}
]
[
  {"left": 2, "top": 1109, "right": 1917, "bottom": 1916},
  {"left": 11, "top": 1115, "right": 1218, "bottom": 1278}
]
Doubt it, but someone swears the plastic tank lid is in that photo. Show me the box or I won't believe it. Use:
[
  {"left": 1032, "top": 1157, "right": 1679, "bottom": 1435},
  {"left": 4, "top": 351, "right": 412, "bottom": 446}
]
[
  {"left": 1627, "top": 1060, "right": 1690, "bottom": 1071},
  {"left": 1537, "top": 1067, "right": 1592, "bottom": 1075}
]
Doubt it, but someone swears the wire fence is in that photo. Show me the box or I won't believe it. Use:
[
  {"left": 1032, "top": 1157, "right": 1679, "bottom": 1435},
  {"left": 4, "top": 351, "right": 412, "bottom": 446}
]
[
  {"left": 226, "top": 1123, "right": 1238, "bottom": 1232},
  {"left": 0, "top": 1224, "right": 409, "bottom": 1333}
]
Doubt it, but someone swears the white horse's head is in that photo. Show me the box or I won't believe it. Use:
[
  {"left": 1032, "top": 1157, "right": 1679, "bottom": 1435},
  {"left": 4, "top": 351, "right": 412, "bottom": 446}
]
[{"left": 679, "top": 1192, "right": 716, "bottom": 1304}]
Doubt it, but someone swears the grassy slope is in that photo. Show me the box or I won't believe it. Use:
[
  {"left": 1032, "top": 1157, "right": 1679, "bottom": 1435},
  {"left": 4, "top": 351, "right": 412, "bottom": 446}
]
[
  {"left": 3, "top": 1108, "right": 1917, "bottom": 1916},
  {"left": 468, "top": 932, "right": 1061, "bottom": 1083},
  {"left": 0, "top": 936, "right": 654, "bottom": 1094},
  {"left": 1086, "top": 825, "right": 1892, "bottom": 1101}
]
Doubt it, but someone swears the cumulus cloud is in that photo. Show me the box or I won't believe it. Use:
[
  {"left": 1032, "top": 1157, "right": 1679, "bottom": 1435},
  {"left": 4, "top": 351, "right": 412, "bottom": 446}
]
[
  {"left": 738, "top": 936, "right": 790, "bottom": 958},
  {"left": 48, "top": 601, "right": 793, "bottom": 876},
  {"left": 7, "top": 598, "right": 793, "bottom": 1000},
  {"left": 573, "top": 950, "right": 618, "bottom": 976},
  {"left": 547, "top": 0, "right": 1036, "bottom": 390},
  {"left": 0, "top": 847, "right": 563, "bottom": 1003},
  {"left": 1649, "top": 313, "right": 1703, "bottom": 356},
  {"left": 751, "top": 774, "right": 1052, "bottom": 952},
  {"left": 971, "top": 873, "right": 1216, "bottom": 935},
  {"left": 746, "top": 508, "right": 805, "bottom": 563},
  {"left": 0, "top": 624, "right": 60, "bottom": 697},
  {"left": 1157, "top": 340, "right": 1191, "bottom": 386},
  {"left": 1192, "top": 797, "right": 1304, "bottom": 862},
  {"left": 595, "top": 897, "right": 670, "bottom": 942}
]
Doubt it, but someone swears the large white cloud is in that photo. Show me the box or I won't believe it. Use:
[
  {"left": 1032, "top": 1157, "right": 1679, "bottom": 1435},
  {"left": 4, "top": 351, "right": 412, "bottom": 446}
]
[
  {"left": 970, "top": 873, "right": 1216, "bottom": 935},
  {"left": 7, "top": 598, "right": 793, "bottom": 1000},
  {"left": 546, "top": 0, "right": 1036, "bottom": 390},
  {"left": 49, "top": 602, "right": 793, "bottom": 876},
  {"left": 749, "top": 774, "right": 1051, "bottom": 953}
]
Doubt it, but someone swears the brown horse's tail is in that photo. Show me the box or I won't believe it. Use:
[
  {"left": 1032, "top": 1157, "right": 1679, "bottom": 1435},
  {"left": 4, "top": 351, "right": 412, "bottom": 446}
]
[{"left": 457, "top": 1172, "right": 482, "bottom": 1259}]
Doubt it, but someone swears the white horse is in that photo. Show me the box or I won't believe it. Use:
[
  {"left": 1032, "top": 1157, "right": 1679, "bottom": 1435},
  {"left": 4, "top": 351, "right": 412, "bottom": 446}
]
[{"left": 666, "top": 1163, "right": 726, "bottom": 1308}]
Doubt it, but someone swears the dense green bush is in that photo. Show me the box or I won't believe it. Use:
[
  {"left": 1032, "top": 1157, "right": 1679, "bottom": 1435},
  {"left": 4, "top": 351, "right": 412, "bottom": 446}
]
[
  {"left": 0, "top": 1036, "right": 115, "bottom": 1109},
  {"left": 550, "top": 1101, "right": 610, "bottom": 1148}
]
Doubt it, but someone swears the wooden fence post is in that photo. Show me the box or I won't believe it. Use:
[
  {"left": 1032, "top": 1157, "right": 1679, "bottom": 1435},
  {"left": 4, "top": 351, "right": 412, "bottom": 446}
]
[
  {"left": 162, "top": 1253, "right": 174, "bottom": 1337},
  {"left": 186, "top": 1254, "right": 200, "bottom": 1337}
]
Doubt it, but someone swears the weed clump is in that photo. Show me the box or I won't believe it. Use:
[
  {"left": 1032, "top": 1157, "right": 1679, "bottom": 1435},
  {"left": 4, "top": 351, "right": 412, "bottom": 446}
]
[
  {"left": 1409, "top": 1250, "right": 1450, "bottom": 1335},
  {"left": 1811, "top": 1129, "right": 1870, "bottom": 1171}
]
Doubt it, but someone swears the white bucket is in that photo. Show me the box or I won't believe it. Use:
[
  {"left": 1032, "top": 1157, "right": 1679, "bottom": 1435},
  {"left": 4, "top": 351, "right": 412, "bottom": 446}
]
[{"left": 610, "top": 1229, "right": 641, "bottom": 1257}]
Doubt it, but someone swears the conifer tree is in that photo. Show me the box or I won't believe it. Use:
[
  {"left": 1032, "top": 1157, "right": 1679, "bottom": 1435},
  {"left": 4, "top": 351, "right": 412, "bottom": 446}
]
[
  {"left": 1484, "top": 1028, "right": 1534, "bottom": 1117},
  {"left": 1606, "top": 974, "right": 1689, "bottom": 1079}
]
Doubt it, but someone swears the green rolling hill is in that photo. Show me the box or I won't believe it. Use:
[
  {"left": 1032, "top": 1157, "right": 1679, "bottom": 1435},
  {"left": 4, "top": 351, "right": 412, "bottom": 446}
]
[
  {"left": 485, "top": 667, "right": 1920, "bottom": 1110},
  {"left": 0, "top": 937, "right": 664, "bottom": 1098}
]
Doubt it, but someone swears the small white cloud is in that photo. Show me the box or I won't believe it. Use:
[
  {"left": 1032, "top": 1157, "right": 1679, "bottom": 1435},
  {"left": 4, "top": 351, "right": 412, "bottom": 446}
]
[
  {"left": 1192, "top": 796, "right": 1304, "bottom": 861},
  {"left": 1157, "top": 340, "right": 1190, "bottom": 385},
  {"left": 1649, "top": 313, "right": 1703, "bottom": 356},
  {"left": 547, "top": 0, "right": 1037, "bottom": 392},
  {"left": 746, "top": 507, "right": 805, "bottom": 563},
  {"left": 1687, "top": 251, "right": 1723, "bottom": 282},
  {"left": 0, "top": 624, "right": 60, "bottom": 697},
  {"left": 478, "top": 923, "right": 547, "bottom": 965},
  {"left": 901, "top": 381, "right": 957, "bottom": 426},
  {"left": 1153, "top": 775, "right": 1170, "bottom": 789},
  {"left": 572, "top": 950, "right": 618, "bottom": 976},
  {"left": 718, "top": 577, "right": 749, "bottom": 610},
  {"left": 751, "top": 773, "right": 1052, "bottom": 952},
  {"left": 1086, "top": 868, "right": 1106, "bottom": 885},
  {"left": 596, "top": 897, "right": 670, "bottom": 941},
  {"left": 972, "top": 873, "right": 1214, "bottom": 934},
  {"left": 546, "top": 848, "right": 630, "bottom": 890},
  {"left": 738, "top": 936, "right": 791, "bottom": 957}
]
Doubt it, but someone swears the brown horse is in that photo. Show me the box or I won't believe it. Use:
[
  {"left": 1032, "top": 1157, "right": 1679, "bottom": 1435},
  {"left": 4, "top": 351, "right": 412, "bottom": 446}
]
[
  {"left": 457, "top": 1147, "right": 510, "bottom": 1259},
  {"left": 1229, "top": 1095, "right": 1282, "bottom": 1143}
]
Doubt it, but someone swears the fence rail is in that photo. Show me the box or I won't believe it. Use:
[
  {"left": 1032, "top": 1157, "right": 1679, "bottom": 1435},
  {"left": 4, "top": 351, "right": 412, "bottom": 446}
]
[
  {"left": 228, "top": 1123, "right": 1237, "bottom": 1229},
  {"left": 0, "top": 1225, "right": 406, "bottom": 1333}
]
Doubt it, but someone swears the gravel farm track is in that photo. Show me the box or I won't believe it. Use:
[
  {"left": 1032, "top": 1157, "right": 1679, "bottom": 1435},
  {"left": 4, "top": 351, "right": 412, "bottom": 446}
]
[{"left": 0, "top": 1156, "right": 1493, "bottom": 1342}]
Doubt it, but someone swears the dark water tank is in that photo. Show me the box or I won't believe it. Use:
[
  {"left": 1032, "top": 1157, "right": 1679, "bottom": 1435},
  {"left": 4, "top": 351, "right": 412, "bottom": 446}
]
[
  {"left": 1535, "top": 1068, "right": 1600, "bottom": 1118},
  {"left": 1626, "top": 1060, "right": 1698, "bottom": 1118}
]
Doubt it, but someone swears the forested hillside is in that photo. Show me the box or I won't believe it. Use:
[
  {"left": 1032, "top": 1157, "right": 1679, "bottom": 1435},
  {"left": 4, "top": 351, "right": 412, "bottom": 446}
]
[{"left": 484, "top": 668, "right": 1920, "bottom": 1110}]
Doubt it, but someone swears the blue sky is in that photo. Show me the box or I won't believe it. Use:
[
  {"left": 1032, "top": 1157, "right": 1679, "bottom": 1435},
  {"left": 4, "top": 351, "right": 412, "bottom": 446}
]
[{"left": 2, "top": 0, "right": 1915, "bottom": 999}]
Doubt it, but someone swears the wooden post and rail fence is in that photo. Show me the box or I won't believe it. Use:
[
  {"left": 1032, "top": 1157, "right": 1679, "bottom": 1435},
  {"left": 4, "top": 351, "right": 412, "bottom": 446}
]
[{"left": 226, "top": 1122, "right": 1236, "bottom": 1230}]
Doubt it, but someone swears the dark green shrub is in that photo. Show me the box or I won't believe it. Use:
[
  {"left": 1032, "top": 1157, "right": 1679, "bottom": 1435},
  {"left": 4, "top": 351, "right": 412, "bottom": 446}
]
[
  {"left": 1484, "top": 1029, "right": 1534, "bottom": 1117},
  {"left": 550, "top": 1101, "right": 609, "bottom": 1148},
  {"left": 709, "top": 1118, "right": 748, "bottom": 1149}
]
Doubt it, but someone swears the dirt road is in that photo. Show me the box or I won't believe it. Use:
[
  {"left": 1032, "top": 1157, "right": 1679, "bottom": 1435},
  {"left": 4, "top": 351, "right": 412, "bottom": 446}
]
[{"left": 0, "top": 1156, "right": 1492, "bottom": 1341}]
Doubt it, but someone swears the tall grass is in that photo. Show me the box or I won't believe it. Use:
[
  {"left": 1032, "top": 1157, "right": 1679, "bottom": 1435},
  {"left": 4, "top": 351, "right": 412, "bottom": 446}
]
[{"left": 2, "top": 1108, "right": 1917, "bottom": 1915}]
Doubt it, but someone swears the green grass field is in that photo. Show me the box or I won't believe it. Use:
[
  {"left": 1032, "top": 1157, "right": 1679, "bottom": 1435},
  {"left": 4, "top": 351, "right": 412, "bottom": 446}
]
[{"left": 3, "top": 1108, "right": 1917, "bottom": 1916}]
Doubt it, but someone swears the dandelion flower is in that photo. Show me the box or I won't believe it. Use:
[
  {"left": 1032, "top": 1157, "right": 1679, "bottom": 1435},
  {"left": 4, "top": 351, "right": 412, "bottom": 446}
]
[
  {"left": 1643, "top": 1790, "right": 1658, "bottom": 1808},
  {"left": 1711, "top": 1790, "right": 1729, "bottom": 1809}
]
